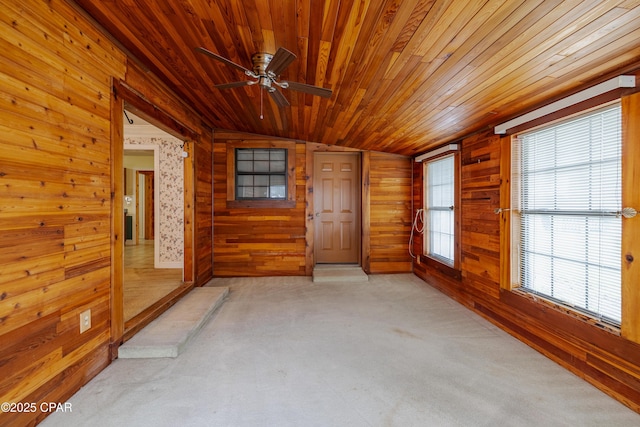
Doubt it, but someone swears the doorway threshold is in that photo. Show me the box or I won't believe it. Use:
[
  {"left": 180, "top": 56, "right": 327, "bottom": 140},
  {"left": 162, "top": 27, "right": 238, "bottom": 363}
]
[
  {"left": 312, "top": 264, "right": 368, "bottom": 283},
  {"left": 123, "top": 282, "right": 193, "bottom": 343}
]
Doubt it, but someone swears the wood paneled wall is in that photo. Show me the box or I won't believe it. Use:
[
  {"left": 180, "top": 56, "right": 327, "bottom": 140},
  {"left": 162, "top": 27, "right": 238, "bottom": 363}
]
[
  {"left": 213, "top": 133, "right": 412, "bottom": 277},
  {"left": 0, "top": 1, "right": 214, "bottom": 425},
  {"left": 412, "top": 125, "right": 640, "bottom": 412},
  {"left": 193, "top": 126, "right": 214, "bottom": 286},
  {"left": 213, "top": 132, "right": 307, "bottom": 276},
  {"left": 366, "top": 152, "right": 412, "bottom": 274},
  {"left": 0, "top": 1, "right": 124, "bottom": 425}
]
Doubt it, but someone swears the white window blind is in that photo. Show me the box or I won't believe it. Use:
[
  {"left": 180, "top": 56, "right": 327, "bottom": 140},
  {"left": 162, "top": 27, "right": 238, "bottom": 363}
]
[
  {"left": 425, "top": 155, "right": 455, "bottom": 265},
  {"left": 513, "top": 103, "right": 622, "bottom": 324}
]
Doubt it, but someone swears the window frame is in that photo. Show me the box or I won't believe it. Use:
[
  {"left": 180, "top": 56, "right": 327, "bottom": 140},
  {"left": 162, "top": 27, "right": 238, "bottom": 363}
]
[
  {"left": 506, "top": 102, "right": 623, "bottom": 327},
  {"left": 420, "top": 150, "right": 461, "bottom": 277},
  {"left": 235, "top": 148, "right": 288, "bottom": 201},
  {"left": 226, "top": 141, "right": 296, "bottom": 209}
]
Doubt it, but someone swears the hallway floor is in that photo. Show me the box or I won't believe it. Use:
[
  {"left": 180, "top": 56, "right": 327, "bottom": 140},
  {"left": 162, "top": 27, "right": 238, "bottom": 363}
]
[
  {"left": 124, "top": 240, "right": 182, "bottom": 321},
  {"left": 42, "top": 274, "right": 639, "bottom": 426}
]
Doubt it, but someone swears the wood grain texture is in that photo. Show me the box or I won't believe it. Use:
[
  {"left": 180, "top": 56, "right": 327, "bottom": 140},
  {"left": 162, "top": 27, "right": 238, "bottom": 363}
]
[
  {"left": 621, "top": 91, "right": 640, "bottom": 343},
  {"left": 213, "top": 134, "right": 307, "bottom": 277},
  {"left": 0, "top": 1, "right": 215, "bottom": 425},
  {"left": 460, "top": 133, "right": 501, "bottom": 297},
  {"left": 414, "top": 127, "right": 640, "bottom": 414},
  {"left": 194, "top": 126, "right": 214, "bottom": 285},
  {"left": 0, "top": 0, "right": 124, "bottom": 424},
  {"left": 73, "top": 0, "right": 640, "bottom": 155},
  {"left": 367, "top": 152, "right": 412, "bottom": 273},
  {"left": 110, "top": 77, "right": 125, "bottom": 359},
  {"left": 2, "top": 0, "right": 640, "bottom": 422}
]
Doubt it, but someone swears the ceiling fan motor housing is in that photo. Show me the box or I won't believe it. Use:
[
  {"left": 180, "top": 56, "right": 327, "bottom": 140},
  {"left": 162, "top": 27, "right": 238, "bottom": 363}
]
[{"left": 252, "top": 53, "right": 273, "bottom": 74}]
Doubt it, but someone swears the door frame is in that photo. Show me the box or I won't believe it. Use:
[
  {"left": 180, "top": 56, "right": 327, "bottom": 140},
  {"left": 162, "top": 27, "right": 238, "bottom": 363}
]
[
  {"left": 305, "top": 146, "right": 370, "bottom": 274},
  {"left": 110, "top": 80, "right": 196, "bottom": 357},
  {"left": 124, "top": 144, "right": 158, "bottom": 261},
  {"left": 313, "top": 151, "right": 361, "bottom": 265}
]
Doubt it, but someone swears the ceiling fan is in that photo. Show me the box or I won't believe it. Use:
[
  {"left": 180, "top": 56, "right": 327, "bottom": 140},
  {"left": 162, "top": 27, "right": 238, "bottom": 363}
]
[{"left": 195, "top": 46, "right": 332, "bottom": 111}]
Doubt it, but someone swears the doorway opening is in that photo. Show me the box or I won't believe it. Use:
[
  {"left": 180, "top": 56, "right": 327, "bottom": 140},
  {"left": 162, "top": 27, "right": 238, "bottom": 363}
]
[{"left": 122, "top": 111, "right": 185, "bottom": 327}]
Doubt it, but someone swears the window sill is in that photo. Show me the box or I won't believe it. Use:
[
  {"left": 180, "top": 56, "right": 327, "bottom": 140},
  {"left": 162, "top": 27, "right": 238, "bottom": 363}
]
[
  {"left": 509, "top": 288, "right": 621, "bottom": 334},
  {"left": 226, "top": 199, "right": 295, "bottom": 209}
]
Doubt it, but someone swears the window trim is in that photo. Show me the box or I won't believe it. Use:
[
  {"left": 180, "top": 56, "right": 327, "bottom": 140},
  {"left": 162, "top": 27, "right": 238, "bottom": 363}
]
[
  {"left": 226, "top": 141, "right": 296, "bottom": 209},
  {"left": 500, "top": 92, "right": 640, "bottom": 343},
  {"left": 504, "top": 102, "right": 623, "bottom": 326},
  {"left": 419, "top": 149, "right": 461, "bottom": 275},
  {"left": 235, "top": 148, "right": 288, "bottom": 201}
]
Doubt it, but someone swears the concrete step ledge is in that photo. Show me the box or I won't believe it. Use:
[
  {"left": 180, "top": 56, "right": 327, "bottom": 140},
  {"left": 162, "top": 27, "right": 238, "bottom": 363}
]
[
  {"left": 312, "top": 265, "right": 368, "bottom": 283},
  {"left": 118, "top": 286, "right": 228, "bottom": 359}
]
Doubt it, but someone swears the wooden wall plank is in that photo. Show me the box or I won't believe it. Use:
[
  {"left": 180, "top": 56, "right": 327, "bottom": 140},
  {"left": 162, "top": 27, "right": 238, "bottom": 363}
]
[
  {"left": 0, "top": 13, "right": 120, "bottom": 422},
  {"left": 365, "top": 152, "right": 412, "bottom": 273},
  {"left": 194, "top": 125, "right": 213, "bottom": 285},
  {"left": 621, "top": 91, "right": 640, "bottom": 343},
  {"left": 0, "top": 1, "right": 213, "bottom": 425}
]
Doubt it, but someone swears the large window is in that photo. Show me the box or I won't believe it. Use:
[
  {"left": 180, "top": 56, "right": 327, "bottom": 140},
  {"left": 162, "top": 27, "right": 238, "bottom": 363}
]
[
  {"left": 424, "top": 154, "right": 457, "bottom": 267},
  {"left": 512, "top": 103, "right": 622, "bottom": 324}
]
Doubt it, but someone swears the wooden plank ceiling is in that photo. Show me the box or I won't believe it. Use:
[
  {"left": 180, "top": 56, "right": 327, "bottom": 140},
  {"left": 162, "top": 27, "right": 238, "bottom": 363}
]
[{"left": 73, "top": 0, "right": 640, "bottom": 155}]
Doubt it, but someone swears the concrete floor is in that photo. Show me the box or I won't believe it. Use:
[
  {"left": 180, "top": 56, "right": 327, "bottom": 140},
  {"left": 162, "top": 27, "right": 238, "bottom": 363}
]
[{"left": 42, "top": 274, "right": 640, "bottom": 427}]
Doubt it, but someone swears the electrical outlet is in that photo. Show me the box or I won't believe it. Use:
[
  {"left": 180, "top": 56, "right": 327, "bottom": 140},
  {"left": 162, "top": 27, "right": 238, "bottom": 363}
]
[{"left": 80, "top": 309, "right": 91, "bottom": 333}]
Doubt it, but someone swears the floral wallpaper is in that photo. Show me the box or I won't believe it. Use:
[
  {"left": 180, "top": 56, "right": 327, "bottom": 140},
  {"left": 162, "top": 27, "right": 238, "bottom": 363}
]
[{"left": 125, "top": 136, "right": 184, "bottom": 266}]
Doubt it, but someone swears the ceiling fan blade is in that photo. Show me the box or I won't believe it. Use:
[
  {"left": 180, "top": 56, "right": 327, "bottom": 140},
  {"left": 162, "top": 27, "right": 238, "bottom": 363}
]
[
  {"left": 269, "top": 88, "right": 290, "bottom": 107},
  {"left": 195, "top": 47, "right": 252, "bottom": 74},
  {"left": 214, "top": 81, "right": 255, "bottom": 90},
  {"left": 282, "top": 81, "right": 332, "bottom": 98},
  {"left": 265, "top": 47, "right": 296, "bottom": 76}
]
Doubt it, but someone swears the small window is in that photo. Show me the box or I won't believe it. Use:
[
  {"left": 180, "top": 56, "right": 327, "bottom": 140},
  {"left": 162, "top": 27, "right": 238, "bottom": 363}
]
[
  {"left": 512, "top": 103, "right": 622, "bottom": 325},
  {"left": 235, "top": 148, "right": 287, "bottom": 200},
  {"left": 424, "top": 154, "right": 456, "bottom": 266},
  {"left": 226, "top": 141, "right": 295, "bottom": 209}
]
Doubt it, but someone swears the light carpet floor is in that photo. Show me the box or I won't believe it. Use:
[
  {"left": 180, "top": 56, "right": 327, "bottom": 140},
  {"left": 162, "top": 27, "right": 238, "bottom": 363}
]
[{"left": 42, "top": 274, "right": 640, "bottom": 427}]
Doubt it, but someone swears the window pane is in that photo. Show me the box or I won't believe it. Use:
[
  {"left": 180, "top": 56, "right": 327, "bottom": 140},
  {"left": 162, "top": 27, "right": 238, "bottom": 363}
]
[
  {"left": 237, "top": 175, "right": 253, "bottom": 186},
  {"left": 236, "top": 150, "right": 254, "bottom": 161},
  {"left": 237, "top": 160, "right": 253, "bottom": 173},
  {"left": 253, "top": 186, "right": 269, "bottom": 198},
  {"left": 425, "top": 154, "right": 455, "bottom": 265},
  {"left": 515, "top": 104, "right": 621, "bottom": 324},
  {"left": 254, "top": 161, "right": 270, "bottom": 172},
  {"left": 237, "top": 186, "right": 254, "bottom": 198},
  {"left": 254, "top": 175, "right": 269, "bottom": 186},
  {"left": 270, "top": 151, "right": 285, "bottom": 161},
  {"left": 270, "top": 161, "right": 286, "bottom": 172},
  {"left": 253, "top": 150, "right": 270, "bottom": 161},
  {"left": 269, "top": 175, "right": 286, "bottom": 199},
  {"left": 235, "top": 148, "right": 288, "bottom": 200},
  {"left": 270, "top": 186, "right": 285, "bottom": 198}
]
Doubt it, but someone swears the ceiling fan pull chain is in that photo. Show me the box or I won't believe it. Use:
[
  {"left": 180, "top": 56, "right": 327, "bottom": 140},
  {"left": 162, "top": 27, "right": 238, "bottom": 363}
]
[{"left": 260, "top": 87, "right": 264, "bottom": 120}]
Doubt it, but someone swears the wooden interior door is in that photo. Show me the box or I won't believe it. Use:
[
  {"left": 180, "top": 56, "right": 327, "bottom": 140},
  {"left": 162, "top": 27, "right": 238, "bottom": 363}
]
[{"left": 314, "top": 152, "right": 360, "bottom": 263}]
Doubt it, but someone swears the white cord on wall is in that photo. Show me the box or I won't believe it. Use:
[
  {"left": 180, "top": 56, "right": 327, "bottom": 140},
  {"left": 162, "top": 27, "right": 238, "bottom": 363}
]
[{"left": 409, "top": 208, "right": 425, "bottom": 259}]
